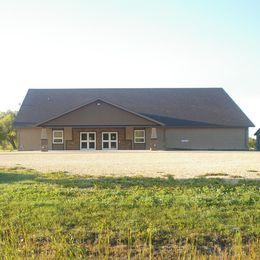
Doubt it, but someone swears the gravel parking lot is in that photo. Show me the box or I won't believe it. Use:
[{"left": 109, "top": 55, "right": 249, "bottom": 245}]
[{"left": 0, "top": 151, "right": 260, "bottom": 179}]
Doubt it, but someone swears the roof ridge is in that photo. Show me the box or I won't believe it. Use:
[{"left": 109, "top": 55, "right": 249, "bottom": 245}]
[{"left": 28, "top": 87, "right": 224, "bottom": 91}]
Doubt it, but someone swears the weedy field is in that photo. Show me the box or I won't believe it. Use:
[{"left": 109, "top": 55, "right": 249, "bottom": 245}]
[{"left": 0, "top": 167, "right": 259, "bottom": 259}]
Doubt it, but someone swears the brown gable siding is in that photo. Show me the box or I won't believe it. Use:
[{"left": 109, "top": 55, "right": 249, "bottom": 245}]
[{"left": 42, "top": 101, "right": 158, "bottom": 127}]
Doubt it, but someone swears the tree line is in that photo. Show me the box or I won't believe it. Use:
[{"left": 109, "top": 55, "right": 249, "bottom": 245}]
[{"left": 0, "top": 111, "right": 17, "bottom": 150}]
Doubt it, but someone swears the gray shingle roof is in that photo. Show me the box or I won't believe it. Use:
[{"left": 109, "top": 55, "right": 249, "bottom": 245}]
[{"left": 14, "top": 88, "right": 254, "bottom": 128}]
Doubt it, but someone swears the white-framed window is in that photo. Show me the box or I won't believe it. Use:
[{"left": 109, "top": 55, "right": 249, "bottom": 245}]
[
  {"left": 134, "top": 130, "right": 145, "bottom": 143},
  {"left": 53, "top": 130, "right": 64, "bottom": 144}
]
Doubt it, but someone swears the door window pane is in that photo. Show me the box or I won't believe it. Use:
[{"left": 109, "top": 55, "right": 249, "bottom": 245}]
[
  {"left": 89, "top": 133, "right": 95, "bottom": 140},
  {"left": 89, "top": 142, "right": 95, "bottom": 149},
  {"left": 111, "top": 133, "right": 117, "bottom": 140},
  {"left": 103, "top": 133, "right": 109, "bottom": 140},
  {"left": 103, "top": 142, "right": 109, "bottom": 149},
  {"left": 81, "top": 133, "right": 87, "bottom": 140},
  {"left": 81, "top": 142, "right": 88, "bottom": 149},
  {"left": 111, "top": 142, "right": 117, "bottom": 149}
]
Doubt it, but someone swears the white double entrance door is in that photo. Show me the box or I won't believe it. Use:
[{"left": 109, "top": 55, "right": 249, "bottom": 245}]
[
  {"left": 102, "top": 132, "right": 118, "bottom": 150},
  {"left": 80, "top": 132, "right": 96, "bottom": 150},
  {"left": 80, "top": 132, "right": 118, "bottom": 150}
]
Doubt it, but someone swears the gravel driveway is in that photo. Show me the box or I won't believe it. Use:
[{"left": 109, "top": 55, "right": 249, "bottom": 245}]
[{"left": 0, "top": 151, "right": 260, "bottom": 179}]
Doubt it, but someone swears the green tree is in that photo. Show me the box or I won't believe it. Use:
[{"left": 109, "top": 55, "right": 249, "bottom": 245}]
[
  {"left": 248, "top": 137, "right": 256, "bottom": 150},
  {"left": 0, "top": 111, "right": 17, "bottom": 150}
]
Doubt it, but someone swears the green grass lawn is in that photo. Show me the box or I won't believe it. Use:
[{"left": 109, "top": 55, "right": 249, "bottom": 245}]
[{"left": 0, "top": 167, "right": 259, "bottom": 259}]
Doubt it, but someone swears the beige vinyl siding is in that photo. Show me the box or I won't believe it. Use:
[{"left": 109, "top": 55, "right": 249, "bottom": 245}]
[
  {"left": 47, "top": 128, "right": 52, "bottom": 150},
  {"left": 145, "top": 127, "right": 165, "bottom": 150},
  {"left": 17, "top": 126, "right": 249, "bottom": 151},
  {"left": 125, "top": 127, "right": 134, "bottom": 140},
  {"left": 17, "top": 128, "right": 42, "bottom": 151},
  {"left": 155, "top": 128, "right": 166, "bottom": 150},
  {"left": 165, "top": 128, "right": 248, "bottom": 150},
  {"left": 64, "top": 128, "right": 73, "bottom": 140},
  {"left": 17, "top": 128, "right": 53, "bottom": 151}
]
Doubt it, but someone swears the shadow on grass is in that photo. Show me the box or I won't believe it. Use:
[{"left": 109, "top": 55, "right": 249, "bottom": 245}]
[
  {"left": 0, "top": 172, "right": 37, "bottom": 184},
  {"left": 38, "top": 176, "right": 260, "bottom": 189},
  {"left": 0, "top": 168, "right": 259, "bottom": 188}
]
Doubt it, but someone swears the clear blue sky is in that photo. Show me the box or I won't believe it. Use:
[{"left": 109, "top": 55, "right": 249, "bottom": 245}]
[{"left": 0, "top": 0, "right": 259, "bottom": 136}]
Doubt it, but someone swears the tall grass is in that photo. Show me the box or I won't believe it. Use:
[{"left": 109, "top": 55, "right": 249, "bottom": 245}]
[{"left": 0, "top": 167, "right": 259, "bottom": 258}]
